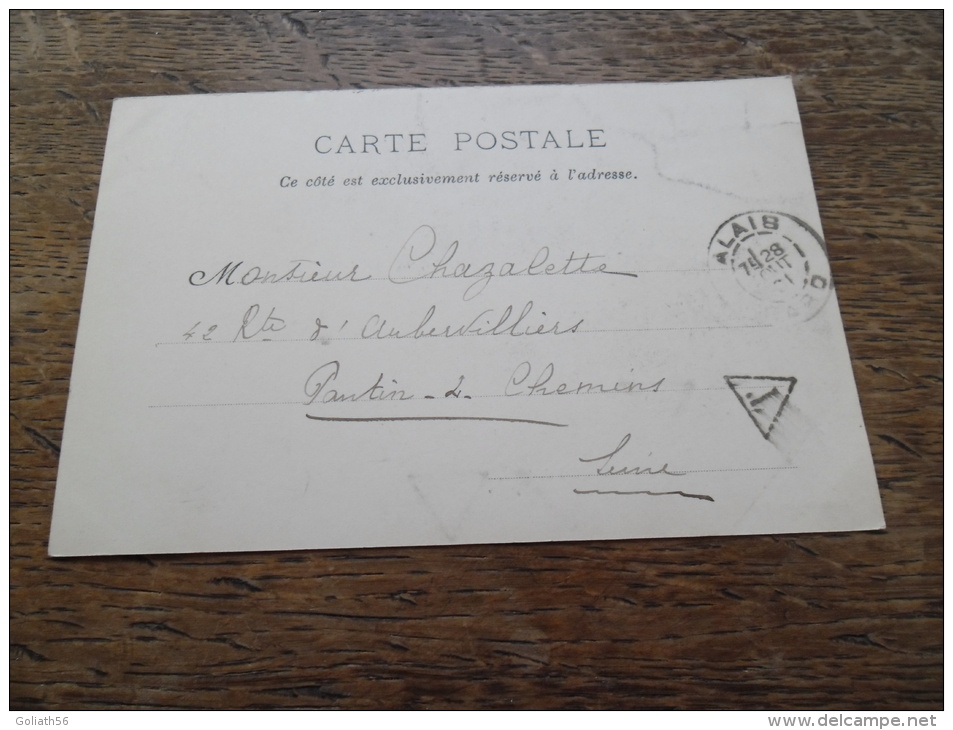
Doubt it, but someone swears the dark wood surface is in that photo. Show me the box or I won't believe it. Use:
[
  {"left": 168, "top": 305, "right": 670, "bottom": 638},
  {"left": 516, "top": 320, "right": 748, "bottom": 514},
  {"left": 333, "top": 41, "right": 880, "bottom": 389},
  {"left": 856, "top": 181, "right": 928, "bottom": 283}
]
[{"left": 10, "top": 11, "right": 942, "bottom": 710}]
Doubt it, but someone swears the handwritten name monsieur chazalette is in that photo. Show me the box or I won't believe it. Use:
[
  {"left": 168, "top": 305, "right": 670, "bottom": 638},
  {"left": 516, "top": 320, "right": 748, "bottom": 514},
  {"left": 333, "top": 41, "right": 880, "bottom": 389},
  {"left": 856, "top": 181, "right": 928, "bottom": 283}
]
[{"left": 187, "top": 224, "right": 626, "bottom": 301}]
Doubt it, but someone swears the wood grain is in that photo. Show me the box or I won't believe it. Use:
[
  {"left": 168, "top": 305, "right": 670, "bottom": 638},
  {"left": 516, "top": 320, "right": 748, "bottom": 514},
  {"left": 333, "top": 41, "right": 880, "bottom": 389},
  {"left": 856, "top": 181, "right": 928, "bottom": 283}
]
[{"left": 10, "top": 10, "right": 942, "bottom": 710}]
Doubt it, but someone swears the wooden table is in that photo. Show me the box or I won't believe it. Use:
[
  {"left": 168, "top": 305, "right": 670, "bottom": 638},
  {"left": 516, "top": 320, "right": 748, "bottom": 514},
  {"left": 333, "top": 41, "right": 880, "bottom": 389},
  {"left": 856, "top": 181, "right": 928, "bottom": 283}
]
[{"left": 10, "top": 11, "right": 942, "bottom": 710}]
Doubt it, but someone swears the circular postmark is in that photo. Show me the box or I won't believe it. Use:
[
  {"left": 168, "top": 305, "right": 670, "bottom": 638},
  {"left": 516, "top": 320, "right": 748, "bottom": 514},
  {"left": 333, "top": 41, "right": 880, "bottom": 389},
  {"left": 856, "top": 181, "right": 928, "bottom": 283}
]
[{"left": 708, "top": 211, "right": 832, "bottom": 320}]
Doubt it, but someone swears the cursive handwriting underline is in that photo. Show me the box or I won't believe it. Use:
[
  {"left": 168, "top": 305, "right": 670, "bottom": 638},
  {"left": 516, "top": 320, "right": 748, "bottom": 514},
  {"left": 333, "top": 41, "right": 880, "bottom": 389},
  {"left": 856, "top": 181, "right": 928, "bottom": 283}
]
[
  {"left": 304, "top": 414, "right": 567, "bottom": 427},
  {"left": 573, "top": 487, "right": 714, "bottom": 501}
]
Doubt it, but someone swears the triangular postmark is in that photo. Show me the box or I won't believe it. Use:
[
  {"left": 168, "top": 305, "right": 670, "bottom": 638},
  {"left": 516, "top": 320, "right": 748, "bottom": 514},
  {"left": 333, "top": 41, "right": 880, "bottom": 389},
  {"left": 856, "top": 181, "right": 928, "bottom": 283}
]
[{"left": 725, "top": 376, "right": 797, "bottom": 440}]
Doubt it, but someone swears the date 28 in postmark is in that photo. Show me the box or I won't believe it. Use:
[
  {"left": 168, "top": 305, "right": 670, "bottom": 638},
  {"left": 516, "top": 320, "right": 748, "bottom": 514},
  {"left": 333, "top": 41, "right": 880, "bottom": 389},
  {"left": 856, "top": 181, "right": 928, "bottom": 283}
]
[{"left": 708, "top": 211, "right": 832, "bottom": 320}]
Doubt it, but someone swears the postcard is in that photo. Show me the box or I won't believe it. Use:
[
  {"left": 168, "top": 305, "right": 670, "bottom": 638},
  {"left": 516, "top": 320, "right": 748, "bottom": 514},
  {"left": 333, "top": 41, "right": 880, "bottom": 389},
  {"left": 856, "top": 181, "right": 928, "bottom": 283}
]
[{"left": 48, "top": 77, "right": 885, "bottom": 556}]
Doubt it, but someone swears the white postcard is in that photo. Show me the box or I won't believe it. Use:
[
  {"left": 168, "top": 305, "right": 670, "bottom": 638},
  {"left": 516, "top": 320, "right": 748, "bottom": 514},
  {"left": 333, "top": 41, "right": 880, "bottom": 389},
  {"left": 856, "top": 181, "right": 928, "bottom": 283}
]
[{"left": 49, "top": 77, "right": 885, "bottom": 556}]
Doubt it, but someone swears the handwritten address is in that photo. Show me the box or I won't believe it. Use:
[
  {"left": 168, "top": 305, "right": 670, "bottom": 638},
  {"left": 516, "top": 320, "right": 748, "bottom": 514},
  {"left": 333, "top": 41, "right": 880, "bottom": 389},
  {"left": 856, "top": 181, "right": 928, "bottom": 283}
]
[{"left": 302, "top": 359, "right": 665, "bottom": 406}]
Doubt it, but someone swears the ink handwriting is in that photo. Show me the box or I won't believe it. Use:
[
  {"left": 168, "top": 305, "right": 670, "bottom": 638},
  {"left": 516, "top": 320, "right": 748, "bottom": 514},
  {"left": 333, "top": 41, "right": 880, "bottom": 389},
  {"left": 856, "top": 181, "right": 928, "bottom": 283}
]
[
  {"left": 506, "top": 361, "right": 664, "bottom": 397},
  {"left": 189, "top": 259, "right": 370, "bottom": 286},
  {"left": 234, "top": 304, "right": 287, "bottom": 342},
  {"left": 576, "top": 434, "right": 713, "bottom": 501},
  {"left": 388, "top": 224, "right": 610, "bottom": 300},
  {"left": 579, "top": 433, "right": 685, "bottom": 477},
  {"left": 362, "top": 300, "right": 582, "bottom": 339},
  {"left": 303, "top": 360, "right": 413, "bottom": 406}
]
